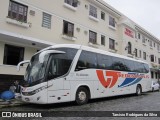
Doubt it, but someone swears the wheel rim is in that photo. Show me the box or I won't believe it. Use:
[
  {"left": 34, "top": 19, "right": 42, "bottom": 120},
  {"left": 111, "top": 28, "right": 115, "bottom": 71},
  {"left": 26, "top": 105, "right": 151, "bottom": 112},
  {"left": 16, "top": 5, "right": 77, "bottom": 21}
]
[
  {"left": 78, "top": 91, "right": 86, "bottom": 101},
  {"left": 137, "top": 87, "right": 141, "bottom": 94}
]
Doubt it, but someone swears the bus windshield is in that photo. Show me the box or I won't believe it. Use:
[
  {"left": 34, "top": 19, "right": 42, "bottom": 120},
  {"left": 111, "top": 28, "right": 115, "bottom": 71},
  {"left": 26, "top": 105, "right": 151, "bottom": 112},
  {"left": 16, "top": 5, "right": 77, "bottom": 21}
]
[
  {"left": 23, "top": 48, "right": 78, "bottom": 85},
  {"left": 24, "top": 53, "right": 49, "bottom": 84}
]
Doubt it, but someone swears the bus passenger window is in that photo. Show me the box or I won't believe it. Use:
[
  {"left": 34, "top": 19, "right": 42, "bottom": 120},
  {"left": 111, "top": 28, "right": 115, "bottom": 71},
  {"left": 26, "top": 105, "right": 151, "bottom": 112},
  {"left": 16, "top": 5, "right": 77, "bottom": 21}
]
[
  {"left": 123, "top": 60, "right": 135, "bottom": 72},
  {"left": 133, "top": 62, "right": 145, "bottom": 73},
  {"left": 75, "top": 51, "right": 97, "bottom": 71},
  {"left": 47, "top": 48, "right": 77, "bottom": 80},
  {"left": 97, "top": 54, "right": 113, "bottom": 70},
  {"left": 143, "top": 63, "right": 149, "bottom": 73},
  {"left": 110, "top": 57, "right": 128, "bottom": 71},
  {"left": 48, "top": 56, "right": 72, "bottom": 80}
]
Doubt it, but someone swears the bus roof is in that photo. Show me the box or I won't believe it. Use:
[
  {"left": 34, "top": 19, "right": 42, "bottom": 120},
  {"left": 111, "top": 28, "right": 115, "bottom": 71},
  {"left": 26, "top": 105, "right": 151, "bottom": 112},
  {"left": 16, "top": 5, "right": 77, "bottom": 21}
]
[{"left": 41, "top": 44, "right": 148, "bottom": 64}]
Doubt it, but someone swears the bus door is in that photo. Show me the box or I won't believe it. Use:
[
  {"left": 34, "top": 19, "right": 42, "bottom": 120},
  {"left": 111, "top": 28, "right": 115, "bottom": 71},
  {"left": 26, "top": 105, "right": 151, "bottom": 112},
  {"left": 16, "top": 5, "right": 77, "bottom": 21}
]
[{"left": 46, "top": 53, "right": 71, "bottom": 103}]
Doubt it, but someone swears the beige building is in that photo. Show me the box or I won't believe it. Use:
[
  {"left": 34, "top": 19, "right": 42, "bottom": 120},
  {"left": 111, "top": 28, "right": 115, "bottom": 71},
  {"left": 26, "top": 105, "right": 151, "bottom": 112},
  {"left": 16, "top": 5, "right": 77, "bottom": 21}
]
[{"left": 0, "top": 0, "right": 160, "bottom": 90}]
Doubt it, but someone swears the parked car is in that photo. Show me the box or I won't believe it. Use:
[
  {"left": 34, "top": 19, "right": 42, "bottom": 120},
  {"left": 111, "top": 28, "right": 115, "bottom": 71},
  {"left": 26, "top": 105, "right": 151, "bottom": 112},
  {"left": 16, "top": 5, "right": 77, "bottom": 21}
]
[{"left": 151, "top": 81, "right": 160, "bottom": 92}]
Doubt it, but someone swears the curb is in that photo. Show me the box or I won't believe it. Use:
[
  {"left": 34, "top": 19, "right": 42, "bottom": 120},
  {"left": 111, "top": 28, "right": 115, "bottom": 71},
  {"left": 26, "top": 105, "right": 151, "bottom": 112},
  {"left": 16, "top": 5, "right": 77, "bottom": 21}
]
[{"left": 0, "top": 99, "right": 27, "bottom": 109}]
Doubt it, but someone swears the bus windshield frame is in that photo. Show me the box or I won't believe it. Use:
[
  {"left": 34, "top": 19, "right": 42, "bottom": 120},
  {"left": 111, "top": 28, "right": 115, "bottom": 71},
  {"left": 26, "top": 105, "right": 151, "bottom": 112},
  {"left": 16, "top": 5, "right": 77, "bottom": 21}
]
[
  {"left": 24, "top": 50, "right": 65, "bottom": 86},
  {"left": 22, "top": 48, "right": 78, "bottom": 87}
]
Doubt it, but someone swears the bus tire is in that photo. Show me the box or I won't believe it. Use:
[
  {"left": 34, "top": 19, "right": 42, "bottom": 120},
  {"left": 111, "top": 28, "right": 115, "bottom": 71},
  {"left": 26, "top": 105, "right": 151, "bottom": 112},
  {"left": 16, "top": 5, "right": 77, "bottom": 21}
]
[
  {"left": 136, "top": 85, "right": 142, "bottom": 96},
  {"left": 75, "top": 87, "right": 89, "bottom": 105},
  {"left": 152, "top": 87, "right": 154, "bottom": 92}
]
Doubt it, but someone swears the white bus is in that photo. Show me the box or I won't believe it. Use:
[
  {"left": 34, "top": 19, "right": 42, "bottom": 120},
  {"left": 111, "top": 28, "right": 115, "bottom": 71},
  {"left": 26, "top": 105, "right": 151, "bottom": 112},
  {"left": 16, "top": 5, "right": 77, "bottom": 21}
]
[{"left": 17, "top": 44, "right": 151, "bottom": 105}]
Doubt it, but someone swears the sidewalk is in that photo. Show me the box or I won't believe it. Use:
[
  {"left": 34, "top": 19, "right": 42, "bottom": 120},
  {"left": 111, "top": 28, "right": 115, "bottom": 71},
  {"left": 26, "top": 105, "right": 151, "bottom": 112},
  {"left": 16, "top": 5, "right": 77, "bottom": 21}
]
[{"left": 0, "top": 99, "right": 26, "bottom": 108}]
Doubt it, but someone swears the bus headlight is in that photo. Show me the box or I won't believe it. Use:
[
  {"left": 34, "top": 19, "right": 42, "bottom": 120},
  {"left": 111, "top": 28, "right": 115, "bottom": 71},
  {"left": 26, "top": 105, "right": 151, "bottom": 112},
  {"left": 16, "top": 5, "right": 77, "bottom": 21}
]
[{"left": 22, "top": 86, "right": 47, "bottom": 96}]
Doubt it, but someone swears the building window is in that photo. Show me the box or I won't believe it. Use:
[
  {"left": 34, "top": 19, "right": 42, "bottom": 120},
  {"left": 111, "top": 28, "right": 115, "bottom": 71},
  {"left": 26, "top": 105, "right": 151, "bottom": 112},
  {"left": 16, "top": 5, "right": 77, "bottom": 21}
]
[
  {"left": 151, "top": 71, "right": 154, "bottom": 79},
  {"left": 143, "top": 52, "right": 146, "bottom": 60},
  {"left": 3, "top": 44, "right": 24, "bottom": 66},
  {"left": 135, "top": 48, "right": 138, "bottom": 57},
  {"left": 150, "top": 40, "right": 153, "bottom": 47},
  {"left": 135, "top": 32, "right": 137, "bottom": 39},
  {"left": 155, "top": 72, "right": 158, "bottom": 79},
  {"left": 63, "top": 20, "right": 74, "bottom": 37},
  {"left": 154, "top": 43, "right": 156, "bottom": 47},
  {"left": 89, "top": 31, "right": 97, "bottom": 44},
  {"left": 8, "top": 0, "right": 28, "bottom": 23},
  {"left": 109, "top": 38, "right": 115, "bottom": 50},
  {"left": 89, "top": 5, "right": 97, "bottom": 18},
  {"left": 150, "top": 55, "right": 154, "bottom": 62},
  {"left": 158, "top": 58, "right": 160, "bottom": 64},
  {"left": 101, "top": 11, "right": 105, "bottom": 20},
  {"left": 101, "top": 35, "right": 105, "bottom": 46},
  {"left": 138, "top": 33, "right": 141, "bottom": 39},
  {"left": 42, "top": 12, "right": 52, "bottom": 29},
  {"left": 128, "top": 42, "right": 132, "bottom": 54},
  {"left": 157, "top": 44, "right": 160, "bottom": 51},
  {"left": 64, "top": 0, "right": 78, "bottom": 7},
  {"left": 142, "top": 36, "right": 145, "bottom": 43},
  {"left": 139, "top": 50, "right": 141, "bottom": 58},
  {"left": 109, "top": 16, "right": 115, "bottom": 27}
]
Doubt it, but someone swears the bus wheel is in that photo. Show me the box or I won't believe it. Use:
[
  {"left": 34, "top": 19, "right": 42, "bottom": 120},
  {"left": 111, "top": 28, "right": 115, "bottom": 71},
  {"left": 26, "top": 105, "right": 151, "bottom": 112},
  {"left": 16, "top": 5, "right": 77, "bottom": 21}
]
[
  {"left": 136, "top": 85, "right": 142, "bottom": 96},
  {"left": 75, "top": 87, "right": 89, "bottom": 105},
  {"left": 152, "top": 87, "right": 154, "bottom": 92}
]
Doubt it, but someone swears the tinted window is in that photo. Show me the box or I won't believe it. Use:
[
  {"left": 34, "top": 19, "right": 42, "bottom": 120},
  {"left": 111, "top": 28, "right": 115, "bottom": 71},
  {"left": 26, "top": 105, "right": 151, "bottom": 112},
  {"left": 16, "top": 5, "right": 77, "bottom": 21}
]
[
  {"left": 75, "top": 50, "right": 149, "bottom": 73},
  {"left": 123, "top": 60, "right": 135, "bottom": 72},
  {"left": 133, "top": 62, "right": 148, "bottom": 73},
  {"left": 97, "top": 54, "right": 113, "bottom": 70},
  {"left": 110, "top": 57, "right": 129, "bottom": 71},
  {"left": 97, "top": 55, "right": 133, "bottom": 72},
  {"left": 55, "top": 48, "right": 77, "bottom": 60},
  {"left": 75, "top": 51, "right": 97, "bottom": 71},
  {"left": 143, "top": 63, "right": 150, "bottom": 73},
  {"left": 48, "top": 48, "right": 77, "bottom": 80}
]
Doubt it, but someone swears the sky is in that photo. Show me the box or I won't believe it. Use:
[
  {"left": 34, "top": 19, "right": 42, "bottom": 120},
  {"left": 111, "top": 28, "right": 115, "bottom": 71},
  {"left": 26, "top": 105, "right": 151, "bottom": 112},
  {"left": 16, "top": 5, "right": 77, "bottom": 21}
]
[{"left": 103, "top": 0, "right": 160, "bottom": 39}]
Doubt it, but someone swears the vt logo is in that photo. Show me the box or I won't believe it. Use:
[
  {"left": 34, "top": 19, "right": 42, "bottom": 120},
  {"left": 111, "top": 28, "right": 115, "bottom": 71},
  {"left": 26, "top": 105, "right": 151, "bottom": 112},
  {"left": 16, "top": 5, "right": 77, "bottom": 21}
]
[{"left": 96, "top": 70, "right": 120, "bottom": 88}]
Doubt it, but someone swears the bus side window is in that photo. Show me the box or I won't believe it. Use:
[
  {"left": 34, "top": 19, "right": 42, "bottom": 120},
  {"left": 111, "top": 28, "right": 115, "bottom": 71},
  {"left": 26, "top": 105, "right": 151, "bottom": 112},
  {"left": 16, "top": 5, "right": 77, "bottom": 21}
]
[
  {"left": 75, "top": 51, "right": 97, "bottom": 71},
  {"left": 110, "top": 57, "right": 129, "bottom": 71},
  {"left": 133, "top": 62, "right": 146, "bottom": 73},
  {"left": 133, "top": 62, "right": 140, "bottom": 73},
  {"left": 47, "top": 55, "right": 72, "bottom": 80},
  {"left": 47, "top": 48, "right": 78, "bottom": 80},
  {"left": 123, "top": 60, "right": 135, "bottom": 72},
  {"left": 97, "top": 54, "right": 113, "bottom": 70},
  {"left": 111, "top": 57, "right": 121, "bottom": 71},
  {"left": 143, "top": 63, "right": 149, "bottom": 73}
]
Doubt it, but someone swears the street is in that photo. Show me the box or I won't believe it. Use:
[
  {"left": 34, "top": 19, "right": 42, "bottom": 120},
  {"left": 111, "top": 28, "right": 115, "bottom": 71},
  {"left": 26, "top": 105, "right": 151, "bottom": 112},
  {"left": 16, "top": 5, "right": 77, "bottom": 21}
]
[{"left": 1, "top": 91, "right": 160, "bottom": 120}]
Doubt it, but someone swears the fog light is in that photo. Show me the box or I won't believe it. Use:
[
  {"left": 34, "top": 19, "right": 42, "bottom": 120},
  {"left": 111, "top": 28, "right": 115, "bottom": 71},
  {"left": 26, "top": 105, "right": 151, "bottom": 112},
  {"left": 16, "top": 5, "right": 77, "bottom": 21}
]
[{"left": 25, "top": 98, "right": 30, "bottom": 102}]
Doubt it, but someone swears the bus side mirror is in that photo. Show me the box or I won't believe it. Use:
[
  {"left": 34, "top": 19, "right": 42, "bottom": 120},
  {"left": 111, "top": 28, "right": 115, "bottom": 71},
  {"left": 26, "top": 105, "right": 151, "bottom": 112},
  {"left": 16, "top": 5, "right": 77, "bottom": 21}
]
[{"left": 17, "top": 60, "right": 30, "bottom": 71}]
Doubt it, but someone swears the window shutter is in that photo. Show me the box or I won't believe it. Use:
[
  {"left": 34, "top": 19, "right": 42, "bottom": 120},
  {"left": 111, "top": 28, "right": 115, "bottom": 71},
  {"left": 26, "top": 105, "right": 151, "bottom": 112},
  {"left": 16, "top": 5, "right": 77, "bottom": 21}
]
[{"left": 42, "top": 13, "right": 52, "bottom": 29}]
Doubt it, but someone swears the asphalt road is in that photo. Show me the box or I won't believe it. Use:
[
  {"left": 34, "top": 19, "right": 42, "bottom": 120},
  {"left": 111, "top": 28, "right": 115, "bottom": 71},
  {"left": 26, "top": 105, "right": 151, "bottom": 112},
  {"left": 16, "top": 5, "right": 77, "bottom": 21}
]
[{"left": 1, "top": 91, "right": 160, "bottom": 120}]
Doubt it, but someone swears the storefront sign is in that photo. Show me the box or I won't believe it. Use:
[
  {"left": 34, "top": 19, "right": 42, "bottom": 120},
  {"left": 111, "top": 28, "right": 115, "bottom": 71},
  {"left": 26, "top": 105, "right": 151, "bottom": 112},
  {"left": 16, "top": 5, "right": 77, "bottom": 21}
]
[{"left": 125, "top": 28, "right": 134, "bottom": 38}]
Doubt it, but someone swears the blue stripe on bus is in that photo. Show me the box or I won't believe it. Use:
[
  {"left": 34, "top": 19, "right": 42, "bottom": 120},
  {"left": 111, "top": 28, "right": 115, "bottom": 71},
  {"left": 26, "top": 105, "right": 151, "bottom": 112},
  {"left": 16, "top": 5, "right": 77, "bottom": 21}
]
[
  {"left": 127, "top": 78, "right": 142, "bottom": 86},
  {"left": 119, "top": 77, "right": 136, "bottom": 88},
  {"left": 118, "top": 73, "right": 145, "bottom": 88}
]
